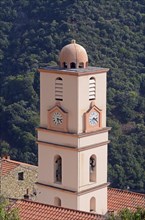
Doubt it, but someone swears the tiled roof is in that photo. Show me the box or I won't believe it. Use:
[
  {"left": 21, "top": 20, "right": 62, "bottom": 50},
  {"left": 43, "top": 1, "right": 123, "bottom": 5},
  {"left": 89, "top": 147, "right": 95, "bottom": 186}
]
[
  {"left": 12, "top": 199, "right": 105, "bottom": 220},
  {"left": 0, "top": 159, "right": 19, "bottom": 176},
  {"left": 0, "top": 158, "right": 37, "bottom": 176},
  {"left": 2, "top": 158, "right": 144, "bottom": 218},
  {"left": 10, "top": 188, "right": 145, "bottom": 220},
  {"left": 108, "top": 187, "right": 145, "bottom": 212}
]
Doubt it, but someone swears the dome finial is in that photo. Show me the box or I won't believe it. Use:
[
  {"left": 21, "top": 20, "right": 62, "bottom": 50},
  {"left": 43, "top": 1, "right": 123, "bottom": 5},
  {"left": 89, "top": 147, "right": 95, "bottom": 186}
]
[
  {"left": 71, "top": 39, "right": 76, "bottom": 44},
  {"left": 59, "top": 41, "right": 88, "bottom": 69}
]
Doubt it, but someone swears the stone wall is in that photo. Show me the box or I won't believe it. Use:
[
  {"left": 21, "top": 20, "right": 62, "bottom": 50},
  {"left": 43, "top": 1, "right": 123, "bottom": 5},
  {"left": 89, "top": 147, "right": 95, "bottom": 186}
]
[{"left": 1, "top": 164, "right": 38, "bottom": 200}]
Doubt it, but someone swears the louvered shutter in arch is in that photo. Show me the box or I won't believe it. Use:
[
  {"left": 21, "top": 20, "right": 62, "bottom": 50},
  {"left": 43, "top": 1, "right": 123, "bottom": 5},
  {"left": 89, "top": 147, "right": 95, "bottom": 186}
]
[
  {"left": 89, "top": 77, "right": 96, "bottom": 100},
  {"left": 55, "top": 77, "right": 63, "bottom": 101}
]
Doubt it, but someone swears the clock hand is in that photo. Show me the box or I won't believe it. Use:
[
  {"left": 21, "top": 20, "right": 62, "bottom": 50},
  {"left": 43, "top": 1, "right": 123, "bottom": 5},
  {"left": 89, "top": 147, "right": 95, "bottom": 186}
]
[
  {"left": 57, "top": 118, "right": 62, "bottom": 123},
  {"left": 57, "top": 118, "right": 59, "bottom": 123}
]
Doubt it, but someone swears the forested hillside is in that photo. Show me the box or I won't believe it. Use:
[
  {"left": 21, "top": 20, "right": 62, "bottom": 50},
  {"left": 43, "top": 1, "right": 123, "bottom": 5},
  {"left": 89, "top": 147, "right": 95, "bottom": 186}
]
[{"left": 0, "top": 0, "right": 145, "bottom": 193}]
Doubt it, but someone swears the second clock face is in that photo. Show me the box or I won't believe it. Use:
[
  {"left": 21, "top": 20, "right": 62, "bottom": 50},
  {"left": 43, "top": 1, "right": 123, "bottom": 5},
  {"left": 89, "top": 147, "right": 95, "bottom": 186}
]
[
  {"left": 52, "top": 112, "right": 63, "bottom": 125},
  {"left": 89, "top": 111, "right": 99, "bottom": 126}
]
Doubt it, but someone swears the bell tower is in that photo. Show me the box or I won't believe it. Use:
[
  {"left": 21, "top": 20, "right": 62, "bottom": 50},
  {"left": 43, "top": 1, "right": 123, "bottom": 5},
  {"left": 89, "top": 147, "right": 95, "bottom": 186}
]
[{"left": 36, "top": 40, "right": 110, "bottom": 215}]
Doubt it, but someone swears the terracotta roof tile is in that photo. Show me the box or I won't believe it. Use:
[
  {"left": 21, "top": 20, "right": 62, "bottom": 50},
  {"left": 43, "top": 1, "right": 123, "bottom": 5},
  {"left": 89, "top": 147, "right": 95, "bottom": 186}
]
[
  {"left": 2, "top": 158, "right": 144, "bottom": 218},
  {"left": 12, "top": 199, "right": 105, "bottom": 220},
  {"left": 0, "top": 159, "right": 19, "bottom": 176},
  {"left": 108, "top": 187, "right": 145, "bottom": 212},
  {"left": 0, "top": 158, "right": 37, "bottom": 176},
  {"left": 10, "top": 188, "right": 145, "bottom": 220}
]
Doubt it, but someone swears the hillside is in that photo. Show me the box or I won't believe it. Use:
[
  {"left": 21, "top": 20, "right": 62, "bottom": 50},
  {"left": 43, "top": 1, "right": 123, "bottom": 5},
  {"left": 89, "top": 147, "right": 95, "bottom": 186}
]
[{"left": 0, "top": 0, "right": 145, "bottom": 193}]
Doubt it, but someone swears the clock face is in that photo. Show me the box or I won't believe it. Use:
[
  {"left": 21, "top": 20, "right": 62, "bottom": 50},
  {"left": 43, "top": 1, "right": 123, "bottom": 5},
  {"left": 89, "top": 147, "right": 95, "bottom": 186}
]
[
  {"left": 52, "top": 112, "right": 63, "bottom": 125},
  {"left": 89, "top": 111, "right": 99, "bottom": 126}
]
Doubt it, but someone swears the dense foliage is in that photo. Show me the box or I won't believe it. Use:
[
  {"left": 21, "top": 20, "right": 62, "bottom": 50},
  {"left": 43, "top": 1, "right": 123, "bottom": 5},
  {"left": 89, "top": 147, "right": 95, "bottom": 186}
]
[
  {"left": 0, "top": 196, "right": 20, "bottom": 220},
  {"left": 0, "top": 0, "right": 145, "bottom": 192},
  {"left": 108, "top": 208, "right": 145, "bottom": 220}
]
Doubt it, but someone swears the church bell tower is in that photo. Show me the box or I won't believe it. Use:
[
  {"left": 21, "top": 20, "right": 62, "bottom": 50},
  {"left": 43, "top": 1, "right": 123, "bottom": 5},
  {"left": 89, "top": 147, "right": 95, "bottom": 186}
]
[{"left": 36, "top": 40, "right": 110, "bottom": 215}]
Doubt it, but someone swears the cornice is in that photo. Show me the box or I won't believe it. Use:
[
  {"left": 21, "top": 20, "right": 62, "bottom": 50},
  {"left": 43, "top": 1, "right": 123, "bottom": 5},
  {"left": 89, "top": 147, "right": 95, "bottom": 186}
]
[
  {"left": 38, "top": 67, "right": 109, "bottom": 77},
  {"left": 37, "top": 140, "right": 110, "bottom": 151},
  {"left": 36, "top": 127, "right": 111, "bottom": 138},
  {"left": 36, "top": 182, "right": 109, "bottom": 195}
]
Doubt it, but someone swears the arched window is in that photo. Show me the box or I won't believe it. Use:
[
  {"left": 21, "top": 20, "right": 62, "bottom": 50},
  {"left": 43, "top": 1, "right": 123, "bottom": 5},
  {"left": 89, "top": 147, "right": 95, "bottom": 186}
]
[
  {"left": 63, "top": 62, "right": 67, "bottom": 68},
  {"left": 70, "top": 62, "right": 76, "bottom": 68},
  {"left": 90, "top": 197, "right": 96, "bottom": 212},
  {"left": 55, "top": 77, "right": 63, "bottom": 101},
  {"left": 89, "top": 77, "right": 96, "bottom": 100},
  {"left": 54, "top": 155, "right": 62, "bottom": 183},
  {"left": 89, "top": 155, "right": 96, "bottom": 182},
  {"left": 54, "top": 197, "right": 61, "bottom": 206},
  {"left": 79, "top": 62, "right": 84, "bottom": 68}
]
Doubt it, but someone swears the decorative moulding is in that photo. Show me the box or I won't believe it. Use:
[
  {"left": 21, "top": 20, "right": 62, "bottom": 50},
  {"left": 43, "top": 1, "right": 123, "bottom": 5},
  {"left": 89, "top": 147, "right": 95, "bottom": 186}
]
[
  {"left": 48, "top": 104, "right": 68, "bottom": 132},
  {"left": 84, "top": 105, "right": 102, "bottom": 133}
]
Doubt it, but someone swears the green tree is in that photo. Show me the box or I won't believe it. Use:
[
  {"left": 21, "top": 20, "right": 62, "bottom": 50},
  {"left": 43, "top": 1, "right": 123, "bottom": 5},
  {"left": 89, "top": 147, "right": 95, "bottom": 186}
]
[
  {"left": 0, "top": 196, "right": 20, "bottom": 220},
  {"left": 108, "top": 208, "right": 145, "bottom": 220}
]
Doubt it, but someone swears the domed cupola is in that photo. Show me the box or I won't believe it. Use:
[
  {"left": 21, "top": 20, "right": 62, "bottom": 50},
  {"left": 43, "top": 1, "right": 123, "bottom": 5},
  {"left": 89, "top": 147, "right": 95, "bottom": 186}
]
[{"left": 59, "top": 40, "right": 88, "bottom": 69}]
